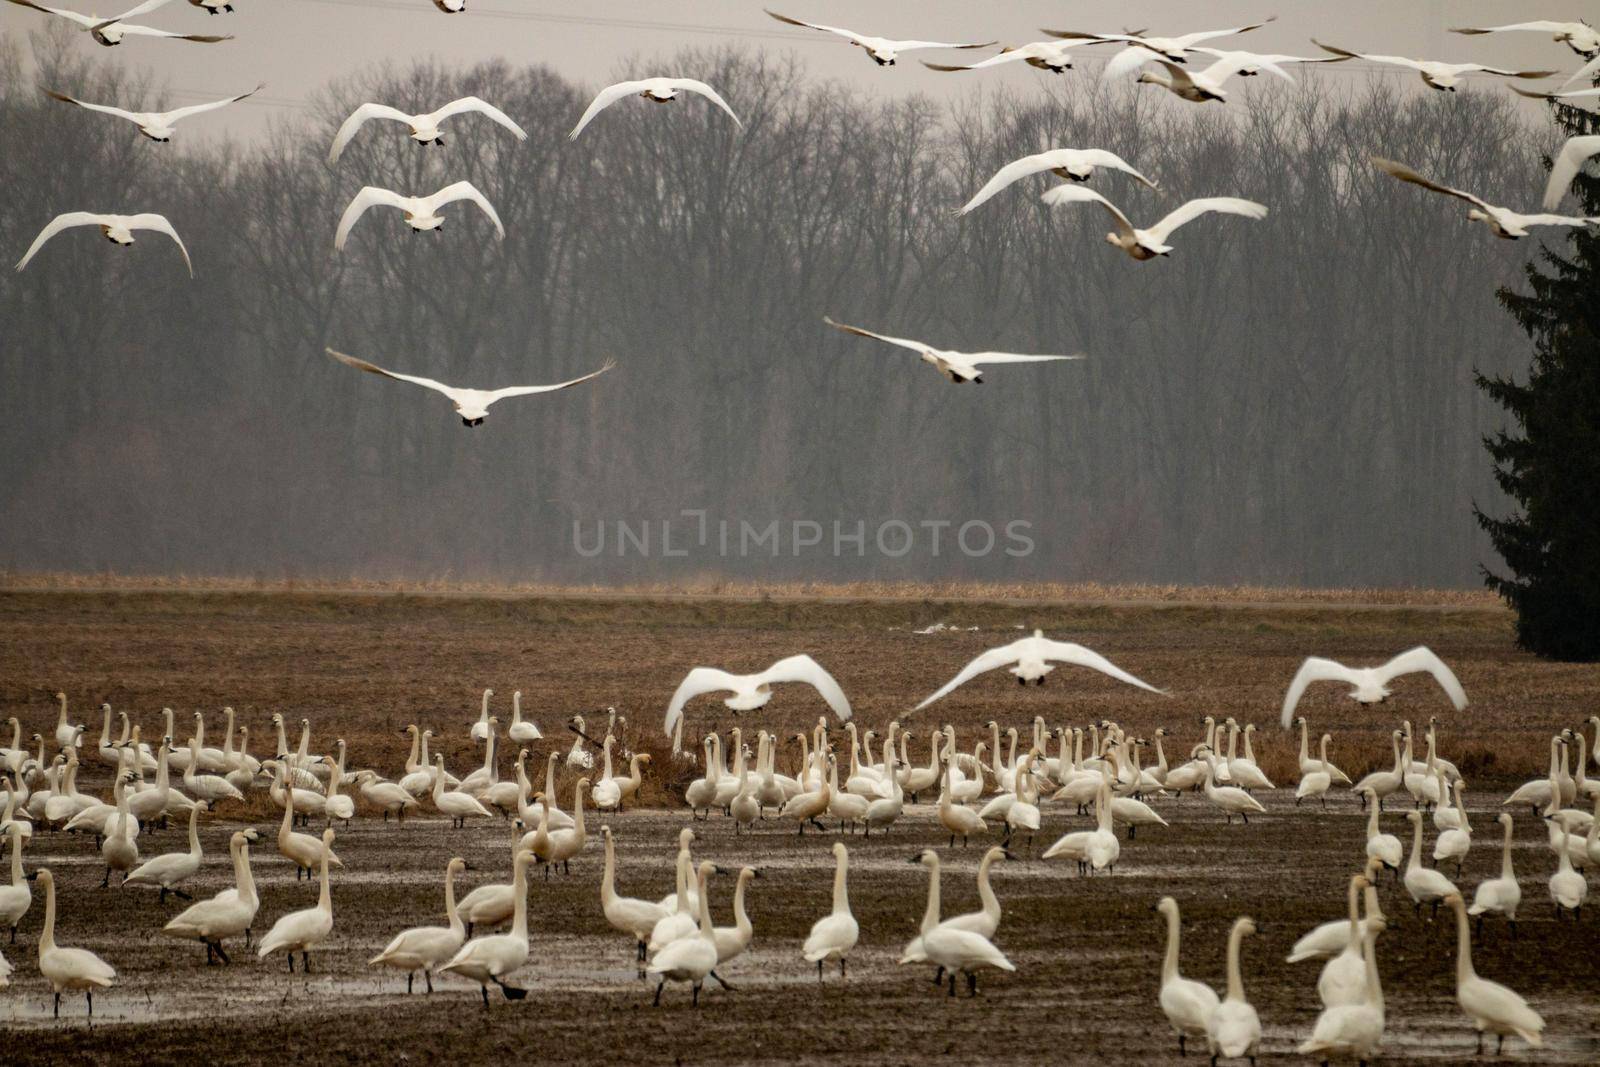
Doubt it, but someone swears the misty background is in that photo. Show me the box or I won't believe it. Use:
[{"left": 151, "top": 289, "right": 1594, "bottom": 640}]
[{"left": 0, "top": 3, "right": 1580, "bottom": 587}]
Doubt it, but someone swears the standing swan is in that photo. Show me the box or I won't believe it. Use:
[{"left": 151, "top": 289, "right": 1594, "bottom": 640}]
[
  {"left": 1549, "top": 823, "right": 1587, "bottom": 919},
  {"left": 1318, "top": 871, "right": 1373, "bottom": 1007},
  {"left": 1363, "top": 790, "right": 1402, "bottom": 879},
  {"left": 35, "top": 868, "right": 116, "bottom": 1018},
  {"left": 802, "top": 842, "right": 859, "bottom": 980},
  {"left": 1155, "top": 897, "right": 1219, "bottom": 1057},
  {"left": 1403, "top": 811, "right": 1457, "bottom": 919},
  {"left": 647, "top": 860, "right": 722, "bottom": 1006},
  {"left": 370, "top": 857, "right": 468, "bottom": 993},
  {"left": 442, "top": 850, "right": 534, "bottom": 1005},
  {"left": 600, "top": 825, "right": 667, "bottom": 976},
  {"left": 1443, "top": 893, "right": 1544, "bottom": 1053},
  {"left": 162, "top": 829, "right": 260, "bottom": 963},
  {"left": 1298, "top": 920, "right": 1385, "bottom": 1063},
  {"left": 1468, "top": 814, "right": 1520, "bottom": 936},
  {"left": 258, "top": 828, "right": 337, "bottom": 972},
  {"left": 1, "top": 823, "right": 32, "bottom": 943},
  {"left": 123, "top": 801, "right": 203, "bottom": 901},
  {"left": 1208, "top": 917, "right": 1261, "bottom": 1065}
]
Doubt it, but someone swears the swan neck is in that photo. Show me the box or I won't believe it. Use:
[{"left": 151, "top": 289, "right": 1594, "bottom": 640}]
[
  {"left": 444, "top": 863, "right": 462, "bottom": 932},
  {"left": 40, "top": 874, "right": 56, "bottom": 951},
  {"left": 1407, "top": 817, "right": 1423, "bottom": 870},
  {"left": 1451, "top": 900, "right": 1475, "bottom": 983},
  {"left": 831, "top": 852, "right": 850, "bottom": 916},
  {"left": 1499, "top": 819, "right": 1515, "bottom": 878},
  {"left": 317, "top": 844, "right": 332, "bottom": 912},
  {"left": 1224, "top": 923, "right": 1246, "bottom": 1001},
  {"left": 1161, "top": 906, "right": 1180, "bottom": 982},
  {"left": 977, "top": 852, "right": 999, "bottom": 919}
]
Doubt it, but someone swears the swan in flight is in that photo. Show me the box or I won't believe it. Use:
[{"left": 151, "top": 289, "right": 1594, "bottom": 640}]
[
  {"left": 325, "top": 348, "right": 613, "bottom": 426},
  {"left": 765, "top": 9, "right": 993, "bottom": 66},
  {"left": 823, "top": 317, "right": 1082, "bottom": 383},
  {"left": 333, "top": 180, "right": 503, "bottom": 251},
  {"left": 1279, "top": 645, "right": 1466, "bottom": 726},
  {"left": 1374, "top": 157, "right": 1600, "bottom": 239},
  {"left": 3, "top": 0, "right": 230, "bottom": 45},
  {"left": 662, "top": 654, "right": 850, "bottom": 739},
  {"left": 1044, "top": 17, "right": 1276, "bottom": 65},
  {"left": 328, "top": 96, "right": 526, "bottom": 164},
  {"left": 1129, "top": 54, "right": 1284, "bottom": 102},
  {"left": 1451, "top": 20, "right": 1600, "bottom": 59},
  {"left": 915, "top": 630, "right": 1163, "bottom": 710},
  {"left": 568, "top": 78, "right": 740, "bottom": 140},
  {"left": 1313, "top": 41, "right": 1555, "bottom": 91},
  {"left": 1041, "top": 185, "right": 1267, "bottom": 259},
  {"left": 1541, "top": 135, "right": 1600, "bottom": 210},
  {"left": 923, "top": 40, "right": 1086, "bottom": 74},
  {"left": 1189, "top": 47, "right": 1354, "bottom": 78},
  {"left": 1512, "top": 84, "right": 1600, "bottom": 104},
  {"left": 45, "top": 84, "right": 260, "bottom": 141},
  {"left": 15, "top": 211, "right": 192, "bottom": 274},
  {"left": 958, "top": 148, "right": 1156, "bottom": 214}
]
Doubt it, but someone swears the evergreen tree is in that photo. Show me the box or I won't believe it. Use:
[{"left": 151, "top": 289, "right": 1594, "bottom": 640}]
[{"left": 1476, "top": 93, "right": 1600, "bottom": 660}]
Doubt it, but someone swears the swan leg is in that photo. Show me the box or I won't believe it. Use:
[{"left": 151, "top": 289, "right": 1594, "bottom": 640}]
[
  {"left": 966, "top": 970, "right": 977, "bottom": 997},
  {"left": 53, "top": 992, "right": 60, "bottom": 1018},
  {"left": 425, "top": 970, "right": 434, "bottom": 993},
  {"left": 159, "top": 887, "right": 167, "bottom": 904},
  {"left": 245, "top": 927, "right": 252, "bottom": 948},
  {"left": 816, "top": 959, "right": 823, "bottom": 982},
  {"left": 839, "top": 957, "right": 847, "bottom": 979},
  {"left": 101, "top": 867, "right": 111, "bottom": 888},
  {"left": 407, "top": 972, "right": 414, "bottom": 995},
  {"left": 709, "top": 970, "right": 735, "bottom": 991},
  {"left": 947, "top": 972, "right": 957, "bottom": 997},
  {"left": 653, "top": 980, "right": 665, "bottom": 1006},
  {"left": 301, "top": 951, "right": 310, "bottom": 972},
  {"left": 481, "top": 985, "right": 491, "bottom": 1008},
  {"left": 1496, "top": 1035, "right": 1504, "bottom": 1055},
  {"left": 1177, "top": 1034, "right": 1186, "bottom": 1057},
  {"left": 692, "top": 982, "right": 702, "bottom": 1007},
  {"left": 931, "top": 966, "right": 944, "bottom": 985},
  {"left": 285, "top": 953, "right": 294, "bottom": 973}
]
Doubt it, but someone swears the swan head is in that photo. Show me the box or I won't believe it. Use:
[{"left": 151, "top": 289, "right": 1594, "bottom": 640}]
[
  {"left": 1497, "top": 812, "right": 1512, "bottom": 829},
  {"left": 447, "top": 857, "right": 467, "bottom": 875},
  {"left": 321, "top": 827, "right": 336, "bottom": 847},
  {"left": 1406, "top": 810, "right": 1422, "bottom": 824},
  {"left": 910, "top": 849, "right": 937, "bottom": 867},
  {"left": 831, "top": 841, "right": 848, "bottom": 862},
  {"left": 1155, "top": 895, "right": 1178, "bottom": 919}
]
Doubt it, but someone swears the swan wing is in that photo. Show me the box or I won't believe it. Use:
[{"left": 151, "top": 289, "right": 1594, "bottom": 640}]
[
  {"left": 1467, "top": 64, "right": 1559, "bottom": 79},
  {"left": 1562, "top": 54, "right": 1600, "bottom": 88},
  {"left": 1146, "top": 197, "right": 1267, "bottom": 244},
  {"left": 1312, "top": 42, "right": 1425, "bottom": 72},
  {"left": 42, "top": 89, "right": 142, "bottom": 124},
  {"left": 1371, "top": 157, "right": 1494, "bottom": 213},
  {"left": 1516, "top": 211, "right": 1600, "bottom": 228},
  {"left": 424, "top": 181, "right": 504, "bottom": 238},
  {"left": 112, "top": 0, "right": 173, "bottom": 19},
  {"left": 1280, "top": 657, "right": 1361, "bottom": 726},
  {"left": 430, "top": 95, "right": 529, "bottom": 140},
  {"left": 922, "top": 47, "right": 1037, "bottom": 72},
  {"left": 913, "top": 639, "right": 1028, "bottom": 711},
  {"left": 110, "top": 24, "right": 232, "bottom": 40},
  {"left": 161, "top": 83, "right": 261, "bottom": 125},
  {"left": 959, "top": 152, "right": 1071, "bottom": 215},
  {"left": 15, "top": 211, "right": 107, "bottom": 271},
  {"left": 823, "top": 316, "right": 930, "bottom": 356},
  {"left": 663, "top": 667, "right": 743, "bottom": 738},
  {"left": 1038, "top": 184, "right": 1137, "bottom": 238},
  {"left": 1035, "top": 640, "right": 1164, "bottom": 694},
  {"left": 568, "top": 80, "right": 651, "bottom": 140},
  {"left": 326, "top": 348, "right": 461, "bottom": 404},
  {"left": 333, "top": 185, "right": 408, "bottom": 252},
  {"left": 1170, "top": 17, "right": 1276, "bottom": 47},
  {"left": 1375, "top": 647, "right": 1467, "bottom": 710},
  {"left": 1100, "top": 44, "right": 1168, "bottom": 81},
  {"left": 757, "top": 654, "right": 852, "bottom": 721},
  {"left": 882, "top": 38, "right": 995, "bottom": 53},
  {"left": 1544, "top": 135, "right": 1600, "bottom": 210},
  {"left": 481, "top": 359, "right": 615, "bottom": 405},
  {"left": 3, "top": 0, "right": 95, "bottom": 28},
  {"left": 967, "top": 351, "right": 1084, "bottom": 366},
  {"left": 764, "top": 10, "right": 865, "bottom": 45},
  {"left": 327, "top": 102, "right": 414, "bottom": 165},
  {"left": 125, "top": 213, "right": 192, "bottom": 276},
  {"left": 665, "top": 79, "right": 742, "bottom": 127},
  {"left": 1070, "top": 148, "right": 1158, "bottom": 189},
  {"left": 1453, "top": 21, "right": 1575, "bottom": 34}
]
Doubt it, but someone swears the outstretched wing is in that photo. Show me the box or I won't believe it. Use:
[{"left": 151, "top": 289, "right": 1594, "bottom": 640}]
[
  {"left": 161, "top": 83, "right": 262, "bottom": 125},
  {"left": 111, "top": 25, "right": 231, "bottom": 41},
  {"left": 1563, "top": 54, "right": 1600, "bottom": 88},
  {"left": 912, "top": 639, "right": 1029, "bottom": 711},
  {"left": 3, "top": 0, "right": 95, "bottom": 27},
  {"left": 1312, "top": 41, "right": 1425, "bottom": 72},
  {"left": 125, "top": 213, "right": 192, "bottom": 277},
  {"left": 431, "top": 96, "right": 529, "bottom": 141},
  {"left": 884, "top": 38, "right": 995, "bottom": 53},
  {"left": 1518, "top": 211, "right": 1600, "bottom": 228},
  {"left": 765, "top": 9, "right": 864, "bottom": 44},
  {"left": 757, "top": 655, "right": 852, "bottom": 721},
  {"left": 333, "top": 186, "right": 410, "bottom": 251},
  {"left": 1466, "top": 65, "right": 1558, "bottom": 79},
  {"left": 568, "top": 80, "right": 649, "bottom": 140},
  {"left": 43, "top": 89, "right": 142, "bottom": 124},
  {"left": 823, "top": 316, "right": 930, "bottom": 356},
  {"left": 1376, "top": 647, "right": 1467, "bottom": 710},
  {"left": 327, "top": 102, "right": 414, "bottom": 165},
  {"left": 1279, "top": 657, "right": 1363, "bottom": 727},
  {"left": 111, "top": 0, "right": 174, "bottom": 19},
  {"left": 427, "top": 181, "right": 504, "bottom": 238},
  {"left": 1039, "top": 183, "right": 1137, "bottom": 238},
  {"left": 1452, "top": 21, "right": 1577, "bottom": 35},
  {"left": 1072, "top": 149, "right": 1159, "bottom": 189},
  {"left": 667, "top": 79, "right": 742, "bottom": 127},
  {"left": 326, "top": 348, "right": 459, "bottom": 401},
  {"left": 1100, "top": 43, "right": 1172, "bottom": 81},
  {"left": 663, "top": 667, "right": 743, "bottom": 738},
  {"left": 959, "top": 151, "right": 1070, "bottom": 215},
  {"left": 15, "top": 211, "right": 105, "bottom": 271},
  {"left": 1513, "top": 84, "right": 1600, "bottom": 101},
  {"left": 482, "top": 360, "right": 615, "bottom": 405},
  {"left": 922, "top": 46, "right": 1039, "bottom": 73},
  {"left": 1036, "top": 640, "right": 1165, "bottom": 695},
  {"left": 967, "top": 351, "right": 1083, "bottom": 367},
  {"left": 1371, "top": 157, "right": 1494, "bottom": 213},
  {"left": 1146, "top": 196, "right": 1268, "bottom": 243},
  {"left": 1169, "top": 16, "right": 1276, "bottom": 48}
]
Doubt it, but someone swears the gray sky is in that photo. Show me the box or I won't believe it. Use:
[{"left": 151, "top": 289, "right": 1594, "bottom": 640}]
[{"left": 1, "top": 1, "right": 1588, "bottom": 139}]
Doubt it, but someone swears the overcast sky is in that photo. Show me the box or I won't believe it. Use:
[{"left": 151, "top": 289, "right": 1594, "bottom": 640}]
[{"left": 0, "top": 1, "right": 1587, "bottom": 139}]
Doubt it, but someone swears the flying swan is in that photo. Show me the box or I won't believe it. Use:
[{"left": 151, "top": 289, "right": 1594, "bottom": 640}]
[
  {"left": 823, "top": 317, "right": 1082, "bottom": 383},
  {"left": 1450, "top": 21, "right": 1600, "bottom": 59},
  {"left": 1041, "top": 184, "right": 1267, "bottom": 259},
  {"left": 958, "top": 148, "right": 1156, "bottom": 214},
  {"left": 328, "top": 97, "right": 527, "bottom": 164},
  {"left": 1279, "top": 646, "right": 1467, "bottom": 727},
  {"left": 326, "top": 348, "right": 614, "bottom": 427},
  {"left": 923, "top": 40, "right": 1087, "bottom": 75},
  {"left": 1373, "top": 157, "right": 1600, "bottom": 238},
  {"left": 45, "top": 84, "right": 260, "bottom": 141},
  {"left": 3, "top": 0, "right": 230, "bottom": 45},
  {"left": 1043, "top": 17, "right": 1276, "bottom": 66},
  {"left": 568, "top": 78, "right": 741, "bottom": 140},
  {"left": 766, "top": 9, "right": 993, "bottom": 66},
  {"left": 333, "top": 181, "right": 503, "bottom": 251},
  {"left": 1313, "top": 41, "right": 1554, "bottom": 91},
  {"left": 914, "top": 630, "right": 1165, "bottom": 711},
  {"left": 663, "top": 655, "right": 851, "bottom": 739},
  {"left": 16, "top": 212, "right": 191, "bottom": 274}
]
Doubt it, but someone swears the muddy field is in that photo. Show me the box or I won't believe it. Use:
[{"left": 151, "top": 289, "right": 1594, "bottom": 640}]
[{"left": 1, "top": 589, "right": 1598, "bottom": 1064}]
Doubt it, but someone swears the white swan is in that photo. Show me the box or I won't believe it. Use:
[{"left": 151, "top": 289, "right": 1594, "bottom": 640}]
[
  {"left": 276, "top": 765, "right": 342, "bottom": 879},
  {"left": 162, "top": 828, "right": 259, "bottom": 963},
  {"left": 646, "top": 860, "right": 721, "bottom": 1005},
  {"left": 712, "top": 866, "right": 759, "bottom": 978},
  {"left": 823, "top": 317, "right": 1083, "bottom": 384},
  {"left": 1154, "top": 896, "right": 1219, "bottom": 1057},
  {"left": 600, "top": 825, "right": 668, "bottom": 975},
  {"left": 1298, "top": 918, "right": 1386, "bottom": 1063},
  {"left": 957, "top": 149, "right": 1155, "bottom": 215},
  {"left": 455, "top": 820, "right": 527, "bottom": 937},
  {"left": 329, "top": 96, "right": 525, "bottom": 163},
  {"left": 1042, "top": 184, "right": 1266, "bottom": 260},
  {"left": 16, "top": 211, "right": 191, "bottom": 274},
  {"left": 1317, "top": 870, "right": 1375, "bottom": 1007},
  {"left": 1314, "top": 40, "right": 1555, "bottom": 91},
  {"left": 648, "top": 835, "right": 699, "bottom": 954},
  {"left": 99, "top": 775, "right": 139, "bottom": 887},
  {"left": 1296, "top": 732, "right": 1336, "bottom": 809},
  {"left": 45, "top": 83, "right": 258, "bottom": 141},
  {"left": 1281, "top": 646, "right": 1467, "bottom": 725},
  {"left": 1540, "top": 134, "right": 1600, "bottom": 210},
  {"left": 332, "top": 181, "right": 504, "bottom": 251},
  {"left": 922, "top": 39, "right": 1085, "bottom": 75},
  {"left": 918, "top": 886, "right": 1013, "bottom": 996},
  {"left": 1432, "top": 776, "right": 1471, "bottom": 876},
  {"left": 1403, "top": 811, "right": 1458, "bottom": 919},
  {"left": 1444, "top": 892, "right": 1544, "bottom": 1052},
  {"left": 1, "top": 823, "right": 31, "bottom": 943},
  {"left": 1131, "top": 53, "right": 1283, "bottom": 102},
  {"left": 370, "top": 857, "right": 467, "bottom": 993},
  {"left": 441, "top": 850, "right": 534, "bottom": 1005},
  {"left": 937, "top": 752, "right": 986, "bottom": 848},
  {"left": 1549, "top": 822, "right": 1588, "bottom": 918},
  {"left": 568, "top": 78, "right": 740, "bottom": 140},
  {"left": 123, "top": 801, "right": 202, "bottom": 901},
  {"left": 1452, "top": 19, "right": 1600, "bottom": 58},
  {"left": 1374, "top": 157, "right": 1600, "bottom": 239},
  {"left": 182, "top": 735, "right": 243, "bottom": 808},
  {"left": 1469, "top": 813, "right": 1521, "bottom": 935},
  {"left": 802, "top": 842, "right": 858, "bottom": 980},
  {"left": 765, "top": 9, "right": 993, "bottom": 66},
  {"left": 1208, "top": 917, "right": 1261, "bottom": 1063},
  {"left": 258, "top": 828, "right": 336, "bottom": 971},
  {"left": 664, "top": 654, "right": 850, "bottom": 738},
  {"left": 432, "top": 754, "right": 493, "bottom": 828},
  {"left": 917, "top": 630, "right": 1161, "bottom": 709},
  {"left": 507, "top": 691, "right": 542, "bottom": 744},
  {"left": 35, "top": 868, "right": 116, "bottom": 1017},
  {"left": 1201, "top": 755, "right": 1265, "bottom": 824},
  {"left": 469, "top": 689, "right": 494, "bottom": 743},
  {"left": 3, "top": 0, "right": 230, "bottom": 45},
  {"left": 1044, "top": 17, "right": 1275, "bottom": 65},
  {"left": 327, "top": 348, "right": 612, "bottom": 427}
]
